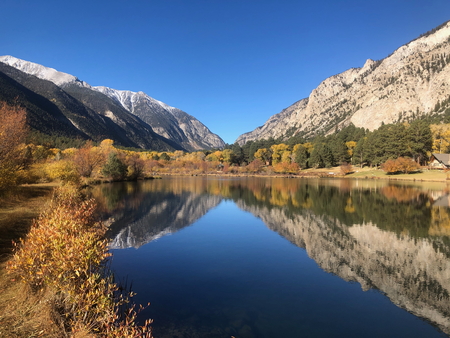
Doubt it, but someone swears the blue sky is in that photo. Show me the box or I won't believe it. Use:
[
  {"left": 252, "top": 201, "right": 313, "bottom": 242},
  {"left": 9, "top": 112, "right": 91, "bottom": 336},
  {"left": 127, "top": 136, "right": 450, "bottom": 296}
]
[{"left": 2, "top": 0, "right": 450, "bottom": 144}]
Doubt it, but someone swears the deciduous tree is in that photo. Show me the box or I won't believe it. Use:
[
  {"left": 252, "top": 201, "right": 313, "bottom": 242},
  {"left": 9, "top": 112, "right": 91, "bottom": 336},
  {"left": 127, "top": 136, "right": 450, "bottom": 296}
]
[
  {"left": 0, "top": 103, "right": 28, "bottom": 190},
  {"left": 73, "top": 141, "right": 104, "bottom": 177},
  {"left": 254, "top": 148, "right": 272, "bottom": 165}
]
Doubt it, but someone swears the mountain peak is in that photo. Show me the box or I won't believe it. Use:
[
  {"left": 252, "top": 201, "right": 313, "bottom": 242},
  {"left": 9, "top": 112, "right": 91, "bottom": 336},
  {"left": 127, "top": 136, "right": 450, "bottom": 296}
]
[
  {"left": 0, "top": 55, "right": 225, "bottom": 150},
  {"left": 235, "top": 20, "right": 450, "bottom": 144},
  {"left": 0, "top": 55, "right": 80, "bottom": 86}
]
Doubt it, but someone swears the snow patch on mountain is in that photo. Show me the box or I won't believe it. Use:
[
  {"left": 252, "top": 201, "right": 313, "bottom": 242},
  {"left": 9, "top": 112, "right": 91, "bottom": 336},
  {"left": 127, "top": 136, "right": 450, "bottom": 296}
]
[
  {"left": 0, "top": 55, "right": 83, "bottom": 86},
  {"left": 0, "top": 55, "right": 225, "bottom": 150}
]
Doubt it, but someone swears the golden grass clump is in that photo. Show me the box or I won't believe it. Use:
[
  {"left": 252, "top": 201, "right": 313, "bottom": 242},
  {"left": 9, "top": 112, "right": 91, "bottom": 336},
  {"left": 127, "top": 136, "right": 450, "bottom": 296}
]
[{"left": 6, "top": 184, "right": 153, "bottom": 337}]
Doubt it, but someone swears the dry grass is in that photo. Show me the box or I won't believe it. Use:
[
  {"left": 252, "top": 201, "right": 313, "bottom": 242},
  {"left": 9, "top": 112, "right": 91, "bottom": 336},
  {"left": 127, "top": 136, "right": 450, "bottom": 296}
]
[
  {"left": 347, "top": 167, "right": 449, "bottom": 181},
  {"left": 0, "top": 269, "right": 66, "bottom": 338},
  {"left": 0, "top": 185, "right": 54, "bottom": 263},
  {"left": 0, "top": 185, "right": 57, "bottom": 338}
]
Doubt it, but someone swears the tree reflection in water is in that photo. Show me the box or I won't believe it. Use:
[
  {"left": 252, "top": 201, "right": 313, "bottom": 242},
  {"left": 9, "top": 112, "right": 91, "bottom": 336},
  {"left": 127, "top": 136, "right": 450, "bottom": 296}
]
[{"left": 89, "top": 177, "right": 450, "bottom": 336}]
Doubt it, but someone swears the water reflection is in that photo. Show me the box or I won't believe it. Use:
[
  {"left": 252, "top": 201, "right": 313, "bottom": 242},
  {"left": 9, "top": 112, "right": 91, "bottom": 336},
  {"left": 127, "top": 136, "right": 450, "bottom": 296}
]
[
  {"left": 91, "top": 179, "right": 222, "bottom": 248},
  {"left": 90, "top": 177, "right": 450, "bottom": 335}
]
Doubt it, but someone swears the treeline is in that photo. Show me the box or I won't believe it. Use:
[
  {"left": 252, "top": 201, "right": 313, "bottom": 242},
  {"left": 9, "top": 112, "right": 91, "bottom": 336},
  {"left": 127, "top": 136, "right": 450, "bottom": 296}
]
[
  {"left": 5, "top": 100, "right": 450, "bottom": 191},
  {"left": 228, "top": 120, "right": 433, "bottom": 169}
]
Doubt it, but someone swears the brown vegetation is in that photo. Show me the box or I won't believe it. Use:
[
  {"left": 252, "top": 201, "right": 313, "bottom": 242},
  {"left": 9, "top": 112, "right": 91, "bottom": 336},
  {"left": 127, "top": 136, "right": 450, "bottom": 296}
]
[
  {"left": 2, "top": 185, "right": 153, "bottom": 337},
  {"left": 0, "top": 103, "right": 28, "bottom": 191},
  {"left": 340, "top": 162, "right": 353, "bottom": 175},
  {"left": 381, "top": 157, "right": 420, "bottom": 174}
]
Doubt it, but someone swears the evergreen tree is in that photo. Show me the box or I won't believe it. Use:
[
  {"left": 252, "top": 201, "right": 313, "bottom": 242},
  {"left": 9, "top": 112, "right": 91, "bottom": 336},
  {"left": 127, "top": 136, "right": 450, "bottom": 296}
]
[
  {"left": 230, "top": 143, "right": 244, "bottom": 165},
  {"left": 309, "top": 145, "right": 323, "bottom": 168},
  {"left": 407, "top": 120, "right": 432, "bottom": 164},
  {"left": 101, "top": 152, "right": 127, "bottom": 181},
  {"left": 160, "top": 152, "right": 171, "bottom": 161},
  {"left": 329, "top": 136, "right": 350, "bottom": 165},
  {"left": 321, "top": 144, "right": 334, "bottom": 168},
  {"left": 353, "top": 137, "right": 366, "bottom": 167},
  {"left": 293, "top": 145, "right": 309, "bottom": 169}
]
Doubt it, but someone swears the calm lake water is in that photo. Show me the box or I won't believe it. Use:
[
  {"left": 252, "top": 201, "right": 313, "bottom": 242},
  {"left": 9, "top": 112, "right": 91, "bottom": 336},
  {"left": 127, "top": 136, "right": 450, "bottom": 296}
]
[{"left": 90, "top": 177, "right": 450, "bottom": 338}]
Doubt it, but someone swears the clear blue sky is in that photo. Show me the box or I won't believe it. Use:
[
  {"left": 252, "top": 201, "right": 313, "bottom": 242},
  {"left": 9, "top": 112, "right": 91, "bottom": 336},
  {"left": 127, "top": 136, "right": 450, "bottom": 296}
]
[{"left": 2, "top": 0, "right": 450, "bottom": 144}]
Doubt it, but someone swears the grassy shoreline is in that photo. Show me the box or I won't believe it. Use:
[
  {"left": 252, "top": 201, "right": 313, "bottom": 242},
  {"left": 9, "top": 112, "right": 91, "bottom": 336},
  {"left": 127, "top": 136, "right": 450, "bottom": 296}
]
[
  {"left": 156, "top": 167, "right": 450, "bottom": 183},
  {"left": 0, "top": 185, "right": 152, "bottom": 338}
]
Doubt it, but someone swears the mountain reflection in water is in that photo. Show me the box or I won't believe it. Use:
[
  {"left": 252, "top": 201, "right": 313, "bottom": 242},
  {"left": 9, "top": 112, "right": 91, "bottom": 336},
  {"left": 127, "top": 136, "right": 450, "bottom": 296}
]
[{"left": 90, "top": 177, "right": 450, "bottom": 337}]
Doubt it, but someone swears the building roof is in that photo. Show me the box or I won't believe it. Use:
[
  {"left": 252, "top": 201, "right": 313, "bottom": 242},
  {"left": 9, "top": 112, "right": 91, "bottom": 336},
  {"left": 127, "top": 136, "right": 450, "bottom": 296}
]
[{"left": 432, "top": 153, "right": 450, "bottom": 165}]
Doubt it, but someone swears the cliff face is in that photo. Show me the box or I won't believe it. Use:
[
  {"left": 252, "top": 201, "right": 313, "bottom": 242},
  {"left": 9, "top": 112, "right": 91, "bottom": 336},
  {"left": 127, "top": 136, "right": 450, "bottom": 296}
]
[
  {"left": 236, "top": 21, "right": 450, "bottom": 144},
  {"left": 238, "top": 202, "right": 450, "bottom": 334}
]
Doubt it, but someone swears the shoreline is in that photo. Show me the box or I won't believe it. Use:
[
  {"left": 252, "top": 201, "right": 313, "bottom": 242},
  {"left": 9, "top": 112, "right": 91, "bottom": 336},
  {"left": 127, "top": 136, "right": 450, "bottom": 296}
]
[{"left": 152, "top": 168, "right": 450, "bottom": 183}]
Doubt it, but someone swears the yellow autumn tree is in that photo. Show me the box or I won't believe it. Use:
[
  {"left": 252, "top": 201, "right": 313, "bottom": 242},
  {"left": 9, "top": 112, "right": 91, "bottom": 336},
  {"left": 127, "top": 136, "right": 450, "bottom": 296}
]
[
  {"left": 222, "top": 149, "right": 235, "bottom": 164},
  {"left": 206, "top": 150, "right": 223, "bottom": 162},
  {"left": 254, "top": 148, "right": 272, "bottom": 165},
  {"left": 430, "top": 124, "right": 450, "bottom": 153},
  {"left": 345, "top": 141, "right": 357, "bottom": 161},
  {"left": 270, "top": 144, "right": 290, "bottom": 165}
]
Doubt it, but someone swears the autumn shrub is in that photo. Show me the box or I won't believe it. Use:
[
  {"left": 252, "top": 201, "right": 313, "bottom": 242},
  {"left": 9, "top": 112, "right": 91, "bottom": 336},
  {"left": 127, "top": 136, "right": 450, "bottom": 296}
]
[
  {"left": 73, "top": 141, "right": 105, "bottom": 178},
  {"left": 247, "top": 159, "right": 264, "bottom": 173},
  {"left": 126, "top": 154, "right": 145, "bottom": 180},
  {"left": 340, "top": 162, "right": 353, "bottom": 175},
  {"left": 6, "top": 184, "right": 153, "bottom": 337},
  {"left": 44, "top": 159, "right": 81, "bottom": 184},
  {"left": 381, "top": 159, "right": 397, "bottom": 174},
  {"left": 273, "top": 162, "right": 299, "bottom": 174},
  {"left": 381, "top": 157, "right": 420, "bottom": 174},
  {"left": 396, "top": 157, "right": 420, "bottom": 174}
]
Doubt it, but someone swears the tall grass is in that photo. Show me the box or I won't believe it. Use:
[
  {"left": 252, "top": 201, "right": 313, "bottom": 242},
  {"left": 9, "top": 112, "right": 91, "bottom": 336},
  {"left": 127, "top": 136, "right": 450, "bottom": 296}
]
[{"left": 6, "top": 184, "right": 153, "bottom": 337}]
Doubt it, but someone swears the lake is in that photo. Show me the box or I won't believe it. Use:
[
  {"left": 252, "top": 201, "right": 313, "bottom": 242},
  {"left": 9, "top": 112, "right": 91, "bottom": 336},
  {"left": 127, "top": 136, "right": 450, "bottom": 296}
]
[{"left": 90, "top": 176, "right": 450, "bottom": 338}]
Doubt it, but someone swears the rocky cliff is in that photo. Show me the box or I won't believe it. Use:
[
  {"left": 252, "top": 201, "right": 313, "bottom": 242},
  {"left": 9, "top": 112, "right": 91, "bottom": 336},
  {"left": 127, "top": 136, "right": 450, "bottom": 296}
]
[{"left": 236, "top": 21, "right": 450, "bottom": 144}]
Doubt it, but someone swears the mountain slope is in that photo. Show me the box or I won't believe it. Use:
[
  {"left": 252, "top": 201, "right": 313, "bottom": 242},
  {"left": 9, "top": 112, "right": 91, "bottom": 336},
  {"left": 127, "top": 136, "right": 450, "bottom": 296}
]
[
  {"left": 0, "top": 55, "right": 225, "bottom": 151},
  {"left": 94, "top": 86, "right": 225, "bottom": 151},
  {"left": 236, "top": 21, "right": 450, "bottom": 145},
  {"left": 0, "top": 62, "right": 179, "bottom": 150}
]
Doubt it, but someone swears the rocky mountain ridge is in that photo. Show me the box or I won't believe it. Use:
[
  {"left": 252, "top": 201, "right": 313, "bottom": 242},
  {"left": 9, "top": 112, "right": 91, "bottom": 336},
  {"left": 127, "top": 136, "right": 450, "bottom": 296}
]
[
  {"left": 108, "top": 192, "right": 222, "bottom": 249},
  {"left": 236, "top": 21, "right": 450, "bottom": 145},
  {"left": 94, "top": 86, "right": 224, "bottom": 151},
  {"left": 0, "top": 55, "right": 225, "bottom": 151}
]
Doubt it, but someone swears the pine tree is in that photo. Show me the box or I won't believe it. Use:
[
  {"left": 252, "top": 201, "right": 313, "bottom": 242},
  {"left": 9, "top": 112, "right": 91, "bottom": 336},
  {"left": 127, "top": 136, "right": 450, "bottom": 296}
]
[{"left": 101, "top": 152, "right": 127, "bottom": 181}]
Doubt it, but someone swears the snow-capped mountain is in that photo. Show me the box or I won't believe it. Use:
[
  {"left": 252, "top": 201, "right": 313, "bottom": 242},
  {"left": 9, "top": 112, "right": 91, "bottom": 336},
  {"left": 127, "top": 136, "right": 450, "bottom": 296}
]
[
  {"left": 0, "top": 55, "right": 80, "bottom": 86},
  {"left": 0, "top": 55, "right": 225, "bottom": 151},
  {"left": 94, "top": 86, "right": 225, "bottom": 151}
]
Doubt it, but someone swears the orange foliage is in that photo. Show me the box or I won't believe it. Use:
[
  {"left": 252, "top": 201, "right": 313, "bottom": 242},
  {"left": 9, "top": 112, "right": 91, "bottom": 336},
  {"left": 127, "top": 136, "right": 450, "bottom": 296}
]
[
  {"left": 0, "top": 102, "right": 28, "bottom": 189},
  {"left": 340, "top": 162, "right": 353, "bottom": 175},
  {"left": 381, "top": 186, "right": 422, "bottom": 202},
  {"left": 273, "top": 162, "right": 299, "bottom": 174},
  {"left": 73, "top": 141, "right": 105, "bottom": 177},
  {"left": 7, "top": 185, "right": 153, "bottom": 337},
  {"left": 381, "top": 157, "right": 420, "bottom": 174}
]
